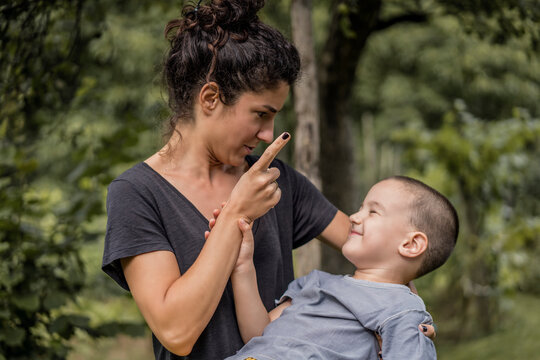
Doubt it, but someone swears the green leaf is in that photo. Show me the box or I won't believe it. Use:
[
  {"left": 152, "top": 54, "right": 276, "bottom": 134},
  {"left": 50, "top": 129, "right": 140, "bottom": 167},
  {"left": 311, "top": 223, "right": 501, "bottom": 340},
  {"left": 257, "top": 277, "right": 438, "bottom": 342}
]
[
  {"left": 94, "top": 322, "right": 146, "bottom": 338},
  {"left": 0, "top": 326, "right": 25, "bottom": 346},
  {"left": 43, "top": 291, "right": 68, "bottom": 310},
  {"left": 49, "top": 314, "right": 90, "bottom": 339},
  {"left": 13, "top": 294, "right": 40, "bottom": 311}
]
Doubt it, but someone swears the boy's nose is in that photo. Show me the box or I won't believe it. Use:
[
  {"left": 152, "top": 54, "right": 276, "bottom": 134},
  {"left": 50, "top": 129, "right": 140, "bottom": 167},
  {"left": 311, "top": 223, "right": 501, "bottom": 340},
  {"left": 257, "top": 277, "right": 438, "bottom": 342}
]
[{"left": 349, "top": 211, "right": 362, "bottom": 224}]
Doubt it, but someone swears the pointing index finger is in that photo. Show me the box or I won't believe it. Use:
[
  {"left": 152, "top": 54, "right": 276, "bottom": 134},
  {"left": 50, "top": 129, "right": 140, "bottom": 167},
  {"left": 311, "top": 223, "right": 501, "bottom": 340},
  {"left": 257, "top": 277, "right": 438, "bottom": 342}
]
[{"left": 251, "top": 132, "right": 290, "bottom": 171}]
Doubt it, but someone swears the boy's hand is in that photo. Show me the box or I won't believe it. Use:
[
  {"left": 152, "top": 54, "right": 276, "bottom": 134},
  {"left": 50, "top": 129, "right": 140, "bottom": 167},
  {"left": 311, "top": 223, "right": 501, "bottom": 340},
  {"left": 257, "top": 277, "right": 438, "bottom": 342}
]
[
  {"left": 204, "top": 206, "right": 255, "bottom": 275},
  {"left": 204, "top": 202, "right": 227, "bottom": 241},
  {"left": 234, "top": 218, "right": 255, "bottom": 274}
]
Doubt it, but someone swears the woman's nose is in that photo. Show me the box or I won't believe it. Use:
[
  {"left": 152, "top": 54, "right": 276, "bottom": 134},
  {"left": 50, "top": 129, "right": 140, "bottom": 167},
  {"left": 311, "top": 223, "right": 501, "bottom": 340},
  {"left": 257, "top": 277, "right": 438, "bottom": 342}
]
[{"left": 257, "top": 120, "right": 275, "bottom": 144}]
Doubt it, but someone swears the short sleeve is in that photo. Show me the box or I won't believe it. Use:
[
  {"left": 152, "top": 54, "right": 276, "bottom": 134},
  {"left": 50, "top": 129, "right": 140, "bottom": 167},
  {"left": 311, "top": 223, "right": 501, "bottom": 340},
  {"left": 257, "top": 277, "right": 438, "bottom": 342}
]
[
  {"left": 276, "top": 270, "right": 318, "bottom": 305},
  {"left": 378, "top": 310, "right": 436, "bottom": 360},
  {"left": 102, "top": 179, "right": 173, "bottom": 291},
  {"left": 288, "top": 167, "right": 337, "bottom": 248}
]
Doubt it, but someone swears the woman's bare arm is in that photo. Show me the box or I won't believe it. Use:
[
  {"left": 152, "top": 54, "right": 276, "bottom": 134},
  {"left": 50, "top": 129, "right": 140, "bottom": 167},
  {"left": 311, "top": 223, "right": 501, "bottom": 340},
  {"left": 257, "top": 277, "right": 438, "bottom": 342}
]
[
  {"left": 122, "top": 207, "right": 246, "bottom": 355},
  {"left": 317, "top": 210, "right": 350, "bottom": 250}
]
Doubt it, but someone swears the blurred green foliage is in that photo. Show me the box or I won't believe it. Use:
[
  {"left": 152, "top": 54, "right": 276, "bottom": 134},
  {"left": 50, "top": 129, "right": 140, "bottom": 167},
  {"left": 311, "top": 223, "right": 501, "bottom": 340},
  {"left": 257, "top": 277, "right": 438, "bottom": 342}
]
[
  {"left": 395, "top": 103, "right": 540, "bottom": 337},
  {"left": 0, "top": 0, "right": 539, "bottom": 358},
  {"left": 437, "top": 293, "right": 540, "bottom": 359},
  {"left": 0, "top": 1, "right": 157, "bottom": 358}
]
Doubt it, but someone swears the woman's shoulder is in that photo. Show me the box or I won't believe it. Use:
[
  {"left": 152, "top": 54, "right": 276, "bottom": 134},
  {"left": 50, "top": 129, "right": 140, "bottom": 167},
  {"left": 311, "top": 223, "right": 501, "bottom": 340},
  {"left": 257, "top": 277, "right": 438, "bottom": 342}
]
[
  {"left": 112, "top": 162, "right": 163, "bottom": 185},
  {"left": 108, "top": 162, "right": 164, "bottom": 197},
  {"left": 113, "top": 162, "right": 150, "bottom": 180}
]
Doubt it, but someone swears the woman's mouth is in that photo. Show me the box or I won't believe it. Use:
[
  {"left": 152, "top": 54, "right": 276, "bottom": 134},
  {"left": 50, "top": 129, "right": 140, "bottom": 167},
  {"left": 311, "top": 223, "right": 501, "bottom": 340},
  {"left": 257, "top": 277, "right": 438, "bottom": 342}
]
[{"left": 244, "top": 145, "right": 255, "bottom": 154}]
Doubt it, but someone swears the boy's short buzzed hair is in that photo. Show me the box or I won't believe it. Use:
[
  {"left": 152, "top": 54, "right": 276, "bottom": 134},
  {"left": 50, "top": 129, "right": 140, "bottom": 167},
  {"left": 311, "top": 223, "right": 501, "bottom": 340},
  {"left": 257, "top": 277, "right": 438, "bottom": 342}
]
[{"left": 387, "top": 176, "right": 459, "bottom": 278}]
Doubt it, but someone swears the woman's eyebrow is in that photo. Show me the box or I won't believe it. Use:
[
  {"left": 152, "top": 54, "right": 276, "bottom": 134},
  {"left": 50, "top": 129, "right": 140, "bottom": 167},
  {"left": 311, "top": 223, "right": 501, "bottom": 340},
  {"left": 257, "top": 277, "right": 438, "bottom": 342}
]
[{"left": 263, "top": 105, "right": 278, "bottom": 113}]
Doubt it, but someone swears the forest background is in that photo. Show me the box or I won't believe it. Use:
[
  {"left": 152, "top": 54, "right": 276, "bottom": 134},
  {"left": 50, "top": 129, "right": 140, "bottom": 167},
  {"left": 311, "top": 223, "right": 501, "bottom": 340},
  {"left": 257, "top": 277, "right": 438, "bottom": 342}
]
[{"left": 1, "top": 0, "right": 539, "bottom": 359}]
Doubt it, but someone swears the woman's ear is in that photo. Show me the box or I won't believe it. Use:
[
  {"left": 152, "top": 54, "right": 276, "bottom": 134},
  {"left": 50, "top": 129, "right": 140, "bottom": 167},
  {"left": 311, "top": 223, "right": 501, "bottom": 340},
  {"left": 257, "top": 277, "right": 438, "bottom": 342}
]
[
  {"left": 199, "top": 82, "right": 220, "bottom": 114},
  {"left": 398, "top": 232, "right": 428, "bottom": 259}
]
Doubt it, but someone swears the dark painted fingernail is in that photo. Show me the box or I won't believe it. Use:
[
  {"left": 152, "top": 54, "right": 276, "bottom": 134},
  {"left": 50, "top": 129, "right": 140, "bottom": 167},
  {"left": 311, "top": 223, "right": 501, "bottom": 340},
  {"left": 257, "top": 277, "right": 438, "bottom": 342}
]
[
  {"left": 282, "top": 133, "right": 289, "bottom": 140},
  {"left": 422, "top": 325, "right": 427, "bottom": 332}
]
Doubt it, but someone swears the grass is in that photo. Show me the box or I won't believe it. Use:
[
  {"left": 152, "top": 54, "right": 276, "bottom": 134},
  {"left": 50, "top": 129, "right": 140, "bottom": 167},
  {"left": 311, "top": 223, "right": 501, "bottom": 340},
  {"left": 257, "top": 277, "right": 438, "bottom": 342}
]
[
  {"left": 436, "top": 293, "right": 540, "bottom": 359},
  {"left": 68, "top": 331, "right": 153, "bottom": 360}
]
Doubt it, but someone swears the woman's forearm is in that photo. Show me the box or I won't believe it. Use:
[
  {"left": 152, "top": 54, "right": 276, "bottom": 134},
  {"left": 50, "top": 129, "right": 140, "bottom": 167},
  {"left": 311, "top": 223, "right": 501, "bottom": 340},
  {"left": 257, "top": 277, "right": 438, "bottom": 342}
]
[{"left": 123, "top": 207, "right": 245, "bottom": 355}]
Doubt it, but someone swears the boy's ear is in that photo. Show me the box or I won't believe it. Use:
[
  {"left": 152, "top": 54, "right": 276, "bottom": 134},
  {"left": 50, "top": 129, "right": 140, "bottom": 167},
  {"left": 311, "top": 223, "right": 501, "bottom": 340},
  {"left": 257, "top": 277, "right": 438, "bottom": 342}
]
[
  {"left": 199, "top": 82, "right": 220, "bottom": 114},
  {"left": 398, "top": 232, "right": 428, "bottom": 259}
]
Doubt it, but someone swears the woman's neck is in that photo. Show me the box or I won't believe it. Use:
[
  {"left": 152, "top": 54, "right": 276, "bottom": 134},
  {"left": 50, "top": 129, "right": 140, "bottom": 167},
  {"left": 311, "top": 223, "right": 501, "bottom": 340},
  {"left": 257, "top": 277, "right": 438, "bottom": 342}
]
[{"left": 156, "top": 126, "right": 243, "bottom": 182}]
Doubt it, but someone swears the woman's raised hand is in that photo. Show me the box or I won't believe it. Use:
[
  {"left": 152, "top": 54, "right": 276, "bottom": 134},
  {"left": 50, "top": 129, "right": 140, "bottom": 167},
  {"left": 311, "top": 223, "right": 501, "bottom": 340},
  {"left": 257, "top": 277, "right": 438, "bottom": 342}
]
[{"left": 227, "top": 132, "right": 291, "bottom": 223}]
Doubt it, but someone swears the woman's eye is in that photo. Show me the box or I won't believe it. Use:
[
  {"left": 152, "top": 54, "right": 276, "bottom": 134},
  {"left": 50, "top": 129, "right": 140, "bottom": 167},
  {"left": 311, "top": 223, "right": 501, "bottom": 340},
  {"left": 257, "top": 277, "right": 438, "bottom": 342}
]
[{"left": 256, "top": 111, "right": 266, "bottom": 118}]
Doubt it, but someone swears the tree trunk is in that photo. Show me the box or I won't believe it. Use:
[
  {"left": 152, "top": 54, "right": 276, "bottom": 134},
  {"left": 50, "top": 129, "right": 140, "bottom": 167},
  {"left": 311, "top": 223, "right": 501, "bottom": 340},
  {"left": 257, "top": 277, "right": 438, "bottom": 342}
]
[
  {"left": 291, "top": 0, "right": 322, "bottom": 277},
  {"left": 458, "top": 180, "right": 499, "bottom": 336},
  {"left": 319, "top": 0, "right": 382, "bottom": 274}
]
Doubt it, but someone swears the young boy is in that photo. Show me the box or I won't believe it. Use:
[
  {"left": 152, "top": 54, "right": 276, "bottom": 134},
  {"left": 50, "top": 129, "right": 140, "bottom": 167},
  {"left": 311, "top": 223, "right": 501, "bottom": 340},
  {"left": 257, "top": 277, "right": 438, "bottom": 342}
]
[{"left": 222, "top": 176, "right": 458, "bottom": 360}]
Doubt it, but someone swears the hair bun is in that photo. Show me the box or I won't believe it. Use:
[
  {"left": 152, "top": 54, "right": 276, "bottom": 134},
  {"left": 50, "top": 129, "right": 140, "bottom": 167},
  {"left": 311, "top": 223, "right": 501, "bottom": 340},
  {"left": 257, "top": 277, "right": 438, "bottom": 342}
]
[{"left": 208, "top": 0, "right": 265, "bottom": 28}]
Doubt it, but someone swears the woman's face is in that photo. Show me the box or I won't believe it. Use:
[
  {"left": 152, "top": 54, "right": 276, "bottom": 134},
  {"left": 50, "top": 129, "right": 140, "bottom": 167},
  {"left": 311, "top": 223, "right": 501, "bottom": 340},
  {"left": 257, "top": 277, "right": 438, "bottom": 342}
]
[{"left": 210, "top": 82, "right": 290, "bottom": 166}]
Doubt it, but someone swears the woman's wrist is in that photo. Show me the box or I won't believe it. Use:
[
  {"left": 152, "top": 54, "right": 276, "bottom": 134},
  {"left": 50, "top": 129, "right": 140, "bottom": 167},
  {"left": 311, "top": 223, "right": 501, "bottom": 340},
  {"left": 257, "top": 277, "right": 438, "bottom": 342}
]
[{"left": 221, "top": 200, "right": 253, "bottom": 225}]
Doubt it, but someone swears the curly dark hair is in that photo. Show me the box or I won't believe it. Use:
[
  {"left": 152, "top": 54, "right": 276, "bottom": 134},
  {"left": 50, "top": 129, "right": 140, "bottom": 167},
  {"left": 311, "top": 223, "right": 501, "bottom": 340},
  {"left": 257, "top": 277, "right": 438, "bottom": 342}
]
[{"left": 162, "top": 0, "right": 301, "bottom": 140}]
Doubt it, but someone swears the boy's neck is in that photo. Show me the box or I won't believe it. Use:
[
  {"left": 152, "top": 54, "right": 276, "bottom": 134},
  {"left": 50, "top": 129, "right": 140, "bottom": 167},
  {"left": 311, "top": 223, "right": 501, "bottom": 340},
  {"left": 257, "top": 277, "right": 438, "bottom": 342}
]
[{"left": 351, "top": 268, "right": 413, "bottom": 285}]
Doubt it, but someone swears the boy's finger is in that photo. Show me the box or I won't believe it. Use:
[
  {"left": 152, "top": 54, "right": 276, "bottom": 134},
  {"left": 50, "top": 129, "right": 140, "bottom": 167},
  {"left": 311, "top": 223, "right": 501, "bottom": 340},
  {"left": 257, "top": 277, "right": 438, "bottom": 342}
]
[
  {"left": 238, "top": 218, "right": 250, "bottom": 232},
  {"left": 250, "top": 132, "right": 290, "bottom": 172}
]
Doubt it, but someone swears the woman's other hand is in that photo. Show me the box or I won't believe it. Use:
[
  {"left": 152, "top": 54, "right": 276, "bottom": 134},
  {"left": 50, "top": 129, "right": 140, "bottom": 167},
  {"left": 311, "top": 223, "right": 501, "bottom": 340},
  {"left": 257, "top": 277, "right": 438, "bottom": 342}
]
[
  {"left": 407, "top": 281, "right": 437, "bottom": 340},
  {"left": 419, "top": 324, "right": 436, "bottom": 339}
]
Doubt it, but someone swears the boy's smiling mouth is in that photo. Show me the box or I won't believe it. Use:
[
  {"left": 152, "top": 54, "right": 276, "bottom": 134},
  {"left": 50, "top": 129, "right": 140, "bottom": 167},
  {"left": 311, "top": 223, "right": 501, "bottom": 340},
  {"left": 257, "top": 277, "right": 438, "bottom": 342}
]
[{"left": 349, "top": 228, "right": 363, "bottom": 237}]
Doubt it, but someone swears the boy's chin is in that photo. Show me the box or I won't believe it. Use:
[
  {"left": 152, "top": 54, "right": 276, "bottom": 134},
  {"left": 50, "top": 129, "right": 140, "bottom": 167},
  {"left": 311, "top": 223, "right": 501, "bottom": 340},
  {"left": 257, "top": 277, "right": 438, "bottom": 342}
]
[{"left": 341, "top": 250, "right": 359, "bottom": 268}]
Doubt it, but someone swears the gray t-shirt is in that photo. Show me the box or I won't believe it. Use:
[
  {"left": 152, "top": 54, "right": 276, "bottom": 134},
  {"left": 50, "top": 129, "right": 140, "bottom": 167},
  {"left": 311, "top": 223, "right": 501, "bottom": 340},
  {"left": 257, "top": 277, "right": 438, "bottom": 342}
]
[
  {"left": 226, "top": 270, "right": 436, "bottom": 360},
  {"left": 101, "top": 156, "right": 337, "bottom": 360}
]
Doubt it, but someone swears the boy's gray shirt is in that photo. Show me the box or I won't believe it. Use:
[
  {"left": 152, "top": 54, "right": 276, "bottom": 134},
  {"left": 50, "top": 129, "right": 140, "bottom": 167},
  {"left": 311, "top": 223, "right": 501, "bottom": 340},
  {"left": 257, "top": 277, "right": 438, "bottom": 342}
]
[{"left": 227, "top": 270, "right": 436, "bottom": 360}]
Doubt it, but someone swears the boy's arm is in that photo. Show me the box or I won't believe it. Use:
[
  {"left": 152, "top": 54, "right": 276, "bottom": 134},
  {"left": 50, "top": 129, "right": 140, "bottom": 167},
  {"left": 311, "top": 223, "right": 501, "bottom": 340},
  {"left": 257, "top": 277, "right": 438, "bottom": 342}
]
[
  {"left": 230, "top": 218, "right": 270, "bottom": 343},
  {"left": 231, "top": 219, "right": 291, "bottom": 343},
  {"left": 378, "top": 310, "right": 436, "bottom": 360}
]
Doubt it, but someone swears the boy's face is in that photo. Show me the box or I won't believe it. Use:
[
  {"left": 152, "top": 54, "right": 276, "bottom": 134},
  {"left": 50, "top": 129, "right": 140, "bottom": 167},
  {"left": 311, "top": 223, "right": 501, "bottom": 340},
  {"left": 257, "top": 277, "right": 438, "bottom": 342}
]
[{"left": 342, "top": 179, "right": 415, "bottom": 270}]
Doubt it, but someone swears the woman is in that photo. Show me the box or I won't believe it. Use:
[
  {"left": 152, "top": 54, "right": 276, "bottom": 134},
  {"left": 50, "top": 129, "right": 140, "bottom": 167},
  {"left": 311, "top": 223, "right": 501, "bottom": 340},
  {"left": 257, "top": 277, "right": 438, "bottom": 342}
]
[
  {"left": 101, "top": 0, "right": 432, "bottom": 358},
  {"left": 102, "top": 1, "right": 348, "bottom": 358}
]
